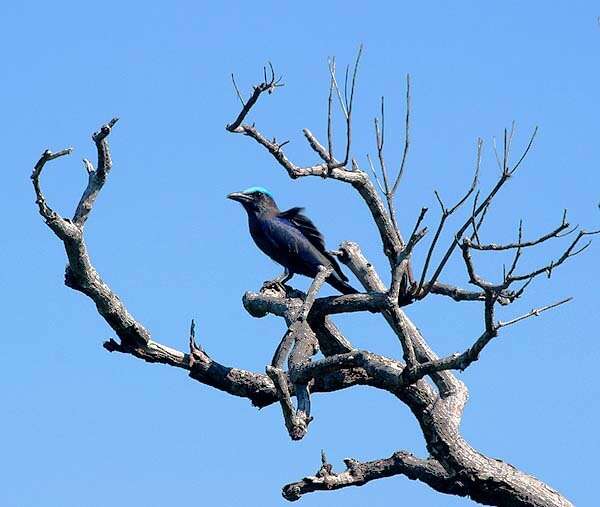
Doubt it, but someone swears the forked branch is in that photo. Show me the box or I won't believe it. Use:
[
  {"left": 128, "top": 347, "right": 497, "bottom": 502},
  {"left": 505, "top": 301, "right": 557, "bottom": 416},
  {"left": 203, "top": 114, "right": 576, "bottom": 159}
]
[
  {"left": 268, "top": 266, "right": 332, "bottom": 440},
  {"left": 283, "top": 450, "right": 460, "bottom": 501}
]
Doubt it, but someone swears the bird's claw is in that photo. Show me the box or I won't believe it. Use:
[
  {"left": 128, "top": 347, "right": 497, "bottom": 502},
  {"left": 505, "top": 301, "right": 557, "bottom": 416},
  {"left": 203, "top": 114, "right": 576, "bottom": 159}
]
[{"left": 261, "top": 279, "right": 287, "bottom": 295}]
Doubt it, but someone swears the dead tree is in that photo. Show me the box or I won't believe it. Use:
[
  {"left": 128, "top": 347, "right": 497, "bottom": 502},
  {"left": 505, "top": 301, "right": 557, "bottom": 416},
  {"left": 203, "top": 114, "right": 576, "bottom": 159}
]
[{"left": 31, "top": 53, "right": 596, "bottom": 506}]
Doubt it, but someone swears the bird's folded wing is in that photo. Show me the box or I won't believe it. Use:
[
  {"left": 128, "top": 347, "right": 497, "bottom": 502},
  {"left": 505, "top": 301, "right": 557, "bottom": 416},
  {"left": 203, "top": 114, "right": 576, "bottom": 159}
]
[
  {"left": 278, "top": 207, "right": 349, "bottom": 282},
  {"left": 279, "top": 207, "right": 325, "bottom": 249}
]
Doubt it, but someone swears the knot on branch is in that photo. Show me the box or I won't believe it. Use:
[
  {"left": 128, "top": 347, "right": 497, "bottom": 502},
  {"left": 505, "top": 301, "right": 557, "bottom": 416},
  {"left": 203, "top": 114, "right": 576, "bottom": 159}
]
[
  {"left": 266, "top": 365, "right": 313, "bottom": 440},
  {"left": 316, "top": 450, "right": 335, "bottom": 478},
  {"left": 343, "top": 458, "right": 364, "bottom": 479},
  {"left": 243, "top": 284, "right": 303, "bottom": 319},
  {"left": 289, "top": 414, "right": 313, "bottom": 441},
  {"left": 188, "top": 319, "right": 211, "bottom": 368},
  {"left": 63, "top": 258, "right": 91, "bottom": 292},
  {"left": 102, "top": 333, "right": 147, "bottom": 353},
  {"left": 64, "top": 265, "right": 83, "bottom": 291},
  {"left": 282, "top": 484, "right": 302, "bottom": 502},
  {"left": 92, "top": 117, "right": 119, "bottom": 142},
  {"left": 103, "top": 338, "right": 126, "bottom": 353}
]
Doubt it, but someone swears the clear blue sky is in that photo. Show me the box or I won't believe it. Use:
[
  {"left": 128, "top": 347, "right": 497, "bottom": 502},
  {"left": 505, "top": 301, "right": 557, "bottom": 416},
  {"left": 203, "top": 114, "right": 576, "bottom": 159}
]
[{"left": 2, "top": 2, "right": 598, "bottom": 506}]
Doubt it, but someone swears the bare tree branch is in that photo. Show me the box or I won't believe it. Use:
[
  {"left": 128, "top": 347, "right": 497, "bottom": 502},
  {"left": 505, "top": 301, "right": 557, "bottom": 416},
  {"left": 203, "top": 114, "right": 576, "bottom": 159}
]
[
  {"left": 497, "top": 297, "right": 573, "bottom": 328},
  {"left": 338, "top": 241, "right": 463, "bottom": 396},
  {"left": 419, "top": 129, "right": 537, "bottom": 298},
  {"left": 327, "top": 58, "right": 335, "bottom": 160},
  {"left": 226, "top": 62, "right": 283, "bottom": 132},
  {"left": 391, "top": 73, "right": 411, "bottom": 194},
  {"left": 504, "top": 228, "right": 600, "bottom": 284},
  {"left": 416, "top": 138, "right": 482, "bottom": 297},
  {"left": 31, "top": 120, "right": 150, "bottom": 348},
  {"left": 268, "top": 265, "right": 331, "bottom": 440},
  {"left": 389, "top": 207, "right": 428, "bottom": 301},
  {"left": 407, "top": 297, "right": 572, "bottom": 380},
  {"left": 32, "top": 148, "right": 74, "bottom": 229},
  {"left": 468, "top": 212, "right": 570, "bottom": 251},
  {"left": 283, "top": 451, "right": 460, "bottom": 501},
  {"left": 73, "top": 117, "right": 119, "bottom": 226},
  {"left": 325, "top": 45, "right": 362, "bottom": 170}
]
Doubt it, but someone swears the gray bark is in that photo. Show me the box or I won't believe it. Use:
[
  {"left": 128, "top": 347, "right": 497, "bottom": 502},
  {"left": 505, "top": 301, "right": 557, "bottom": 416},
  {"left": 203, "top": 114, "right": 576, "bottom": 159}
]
[{"left": 31, "top": 59, "right": 592, "bottom": 506}]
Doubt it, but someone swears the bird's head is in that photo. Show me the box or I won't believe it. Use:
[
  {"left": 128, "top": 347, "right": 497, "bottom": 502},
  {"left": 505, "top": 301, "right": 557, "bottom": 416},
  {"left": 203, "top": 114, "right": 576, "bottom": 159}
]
[{"left": 227, "top": 186, "right": 278, "bottom": 214}]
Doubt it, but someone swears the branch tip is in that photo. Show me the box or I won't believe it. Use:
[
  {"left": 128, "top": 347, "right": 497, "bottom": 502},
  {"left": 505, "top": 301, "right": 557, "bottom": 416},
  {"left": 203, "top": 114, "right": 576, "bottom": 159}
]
[
  {"left": 498, "top": 297, "right": 572, "bottom": 329},
  {"left": 189, "top": 318, "right": 202, "bottom": 355}
]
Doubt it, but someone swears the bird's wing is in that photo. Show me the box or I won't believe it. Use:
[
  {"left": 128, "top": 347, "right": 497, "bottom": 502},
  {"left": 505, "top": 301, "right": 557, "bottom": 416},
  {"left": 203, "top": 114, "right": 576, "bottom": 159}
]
[
  {"left": 278, "top": 207, "right": 349, "bottom": 282},
  {"left": 279, "top": 207, "right": 325, "bottom": 251}
]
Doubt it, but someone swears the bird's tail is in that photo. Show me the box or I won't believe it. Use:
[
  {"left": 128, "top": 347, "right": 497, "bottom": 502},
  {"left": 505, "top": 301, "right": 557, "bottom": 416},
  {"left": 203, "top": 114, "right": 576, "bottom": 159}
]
[{"left": 327, "top": 273, "right": 359, "bottom": 295}]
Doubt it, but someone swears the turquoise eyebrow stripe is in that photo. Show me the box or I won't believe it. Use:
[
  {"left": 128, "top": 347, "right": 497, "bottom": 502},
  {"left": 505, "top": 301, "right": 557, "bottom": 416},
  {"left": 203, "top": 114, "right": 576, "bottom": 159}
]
[{"left": 242, "top": 186, "right": 273, "bottom": 198}]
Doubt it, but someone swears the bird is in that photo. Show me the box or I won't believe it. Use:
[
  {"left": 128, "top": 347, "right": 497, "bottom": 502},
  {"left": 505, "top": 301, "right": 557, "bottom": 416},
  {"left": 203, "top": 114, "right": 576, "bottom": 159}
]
[{"left": 227, "top": 187, "right": 359, "bottom": 295}]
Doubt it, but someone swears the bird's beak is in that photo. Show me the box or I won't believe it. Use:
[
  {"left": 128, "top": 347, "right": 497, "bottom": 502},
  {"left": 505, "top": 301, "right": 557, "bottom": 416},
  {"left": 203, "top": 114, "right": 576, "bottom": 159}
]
[{"left": 226, "top": 192, "right": 252, "bottom": 204}]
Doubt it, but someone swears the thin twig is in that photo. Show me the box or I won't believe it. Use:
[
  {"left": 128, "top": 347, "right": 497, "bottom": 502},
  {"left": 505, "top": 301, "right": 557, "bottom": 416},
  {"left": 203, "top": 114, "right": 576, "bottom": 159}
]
[
  {"left": 392, "top": 73, "right": 411, "bottom": 193},
  {"left": 366, "top": 153, "right": 385, "bottom": 194},
  {"left": 421, "top": 129, "right": 537, "bottom": 296},
  {"left": 506, "top": 229, "right": 600, "bottom": 283},
  {"left": 328, "top": 45, "right": 363, "bottom": 168},
  {"left": 226, "top": 64, "right": 284, "bottom": 132},
  {"left": 468, "top": 215, "right": 569, "bottom": 251},
  {"left": 498, "top": 297, "right": 572, "bottom": 328},
  {"left": 231, "top": 74, "right": 245, "bottom": 106},
  {"left": 327, "top": 58, "right": 335, "bottom": 160},
  {"left": 416, "top": 139, "right": 481, "bottom": 295}
]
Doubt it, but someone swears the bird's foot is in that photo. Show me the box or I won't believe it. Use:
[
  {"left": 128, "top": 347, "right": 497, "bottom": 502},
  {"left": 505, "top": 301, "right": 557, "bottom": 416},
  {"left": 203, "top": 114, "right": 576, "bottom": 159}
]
[{"left": 261, "top": 279, "right": 287, "bottom": 296}]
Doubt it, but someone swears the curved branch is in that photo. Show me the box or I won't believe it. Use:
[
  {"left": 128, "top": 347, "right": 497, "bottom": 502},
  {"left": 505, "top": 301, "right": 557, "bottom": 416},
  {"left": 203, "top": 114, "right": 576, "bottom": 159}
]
[
  {"left": 282, "top": 451, "right": 460, "bottom": 501},
  {"left": 73, "top": 117, "right": 119, "bottom": 226},
  {"left": 31, "top": 120, "right": 150, "bottom": 347},
  {"left": 468, "top": 215, "right": 569, "bottom": 251},
  {"left": 31, "top": 148, "right": 74, "bottom": 234}
]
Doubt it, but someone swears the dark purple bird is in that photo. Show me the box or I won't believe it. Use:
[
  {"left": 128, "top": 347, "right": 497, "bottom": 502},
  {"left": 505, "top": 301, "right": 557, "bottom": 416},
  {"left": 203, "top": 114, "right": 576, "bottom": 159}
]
[{"left": 227, "top": 187, "right": 358, "bottom": 295}]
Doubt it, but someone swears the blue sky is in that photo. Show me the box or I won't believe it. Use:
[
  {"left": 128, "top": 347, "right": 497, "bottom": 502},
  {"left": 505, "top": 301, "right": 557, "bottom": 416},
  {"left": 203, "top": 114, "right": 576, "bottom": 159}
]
[{"left": 2, "top": 2, "right": 599, "bottom": 506}]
